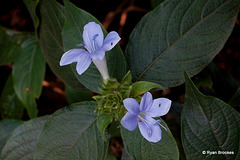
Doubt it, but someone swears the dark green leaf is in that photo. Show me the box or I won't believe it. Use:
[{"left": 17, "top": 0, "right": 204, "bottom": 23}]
[
  {"left": 39, "top": 0, "right": 86, "bottom": 91},
  {"left": 121, "top": 120, "right": 179, "bottom": 160},
  {"left": 65, "top": 87, "right": 92, "bottom": 104},
  {"left": 0, "top": 120, "right": 23, "bottom": 152},
  {"left": 62, "top": 0, "right": 126, "bottom": 93},
  {"left": 0, "top": 27, "right": 31, "bottom": 66},
  {"left": 34, "top": 102, "right": 108, "bottom": 160},
  {"left": 109, "top": 120, "right": 121, "bottom": 138},
  {"left": 166, "top": 120, "right": 186, "bottom": 160},
  {"left": 169, "top": 102, "right": 183, "bottom": 124},
  {"left": 181, "top": 73, "right": 240, "bottom": 159},
  {"left": 228, "top": 87, "right": 240, "bottom": 108},
  {"left": 130, "top": 81, "right": 163, "bottom": 97},
  {"left": 0, "top": 116, "right": 48, "bottom": 160},
  {"left": 205, "top": 63, "right": 240, "bottom": 101},
  {"left": 121, "top": 149, "right": 132, "bottom": 160},
  {"left": 105, "top": 149, "right": 117, "bottom": 160},
  {"left": 23, "top": 0, "right": 39, "bottom": 31},
  {"left": 126, "top": 0, "right": 240, "bottom": 88},
  {"left": 97, "top": 113, "right": 113, "bottom": 141},
  {"left": 151, "top": 0, "right": 164, "bottom": 8},
  {"left": 192, "top": 71, "right": 213, "bottom": 89},
  {"left": 12, "top": 37, "right": 45, "bottom": 118},
  {"left": 0, "top": 75, "right": 25, "bottom": 119}
]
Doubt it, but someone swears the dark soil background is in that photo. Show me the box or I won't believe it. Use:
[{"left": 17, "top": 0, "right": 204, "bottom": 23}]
[{"left": 0, "top": 0, "right": 239, "bottom": 159}]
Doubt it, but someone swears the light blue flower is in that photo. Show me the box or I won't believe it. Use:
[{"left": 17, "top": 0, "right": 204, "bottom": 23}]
[
  {"left": 60, "top": 22, "right": 121, "bottom": 81},
  {"left": 121, "top": 92, "right": 171, "bottom": 143}
]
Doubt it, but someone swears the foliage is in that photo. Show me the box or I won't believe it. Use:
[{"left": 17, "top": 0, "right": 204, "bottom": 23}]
[{"left": 0, "top": 0, "right": 239, "bottom": 159}]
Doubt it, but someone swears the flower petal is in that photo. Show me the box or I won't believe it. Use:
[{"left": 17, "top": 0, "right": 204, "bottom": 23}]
[
  {"left": 138, "top": 121, "right": 162, "bottom": 143},
  {"left": 89, "top": 49, "right": 105, "bottom": 60},
  {"left": 60, "top": 49, "right": 87, "bottom": 66},
  {"left": 146, "top": 98, "right": 172, "bottom": 117},
  {"left": 123, "top": 98, "right": 140, "bottom": 116},
  {"left": 77, "top": 43, "right": 84, "bottom": 47},
  {"left": 139, "top": 112, "right": 160, "bottom": 125},
  {"left": 121, "top": 112, "right": 138, "bottom": 131},
  {"left": 75, "top": 52, "right": 92, "bottom": 75},
  {"left": 139, "top": 92, "right": 153, "bottom": 111},
  {"left": 83, "top": 22, "right": 104, "bottom": 52},
  {"left": 101, "top": 31, "right": 121, "bottom": 51}
]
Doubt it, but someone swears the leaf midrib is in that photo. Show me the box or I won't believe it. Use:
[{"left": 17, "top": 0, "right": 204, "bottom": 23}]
[
  {"left": 63, "top": 116, "right": 97, "bottom": 160},
  {"left": 188, "top": 82, "right": 229, "bottom": 159},
  {"left": 136, "top": 0, "right": 231, "bottom": 81}
]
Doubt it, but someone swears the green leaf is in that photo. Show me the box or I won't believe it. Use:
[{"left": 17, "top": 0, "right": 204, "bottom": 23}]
[
  {"left": 23, "top": 0, "right": 39, "bottom": 31},
  {"left": 39, "top": 0, "right": 86, "bottom": 91},
  {"left": 109, "top": 120, "right": 121, "bottom": 138},
  {"left": 105, "top": 149, "right": 118, "bottom": 160},
  {"left": 130, "top": 81, "right": 163, "bottom": 97},
  {"left": 166, "top": 120, "right": 186, "bottom": 160},
  {"left": 62, "top": 0, "right": 127, "bottom": 93},
  {"left": 0, "top": 27, "right": 31, "bottom": 66},
  {"left": 228, "top": 87, "right": 240, "bottom": 108},
  {"left": 181, "top": 73, "right": 240, "bottom": 160},
  {"left": 121, "top": 149, "right": 132, "bottom": 160},
  {"left": 0, "top": 116, "right": 48, "bottom": 160},
  {"left": 34, "top": 102, "right": 108, "bottom": 160},
  {"left": 151, "top": 0, "right": 164, "bottom": 8},
  {"left": 0, "top": 120, "right": 23, "bottom": 152},
  {"left": 121, "top": 120, "right": 179, "bottom": 160},
  {"left": 120, "top": 71, "right": 132, "bottom": 87},
  {"left": 205, "top": 63, "right": 240, "bottom": 101},
  {"left": 65, "top": 87, "right": 92, "bottom": 104},
  {"left": 169, "top": 102, "right": 183, "bottom": 124},
  {"left": 0, "top": 75, "right": 25, "bottom": 119},
  {"left": 12, "top": 37, "right": 45, "bottom": 118},
  {"left": 192, "top": 71, "right": 213, "bottom": 89},
  {"left": 126, "top": 0, "right": 240, "bottom": 88},
  {"left": 97, "top": 113, "right": 113, "bottom": 141}
]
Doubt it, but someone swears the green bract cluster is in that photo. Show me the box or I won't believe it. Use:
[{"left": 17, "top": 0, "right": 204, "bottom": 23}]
[{"left": 93, "top": 71, "right": 135, "bottom": 121}]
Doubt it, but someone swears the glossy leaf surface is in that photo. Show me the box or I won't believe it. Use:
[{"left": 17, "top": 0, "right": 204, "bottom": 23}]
[{"left": 12, "top": 37, "right": 45, "bottom": 118}]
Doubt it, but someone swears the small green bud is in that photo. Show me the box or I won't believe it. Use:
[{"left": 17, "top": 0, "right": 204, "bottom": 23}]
[{"left": 95, "top": 77, "right": 132, "bottom": 121}]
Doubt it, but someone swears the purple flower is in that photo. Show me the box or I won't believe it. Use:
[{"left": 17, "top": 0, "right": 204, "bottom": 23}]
[
  {"left": 121, "top": 92, "right": 171, "bottom": 143},
  {"left": 60, "top": 22, "right": 121, "bottom": 82}
]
